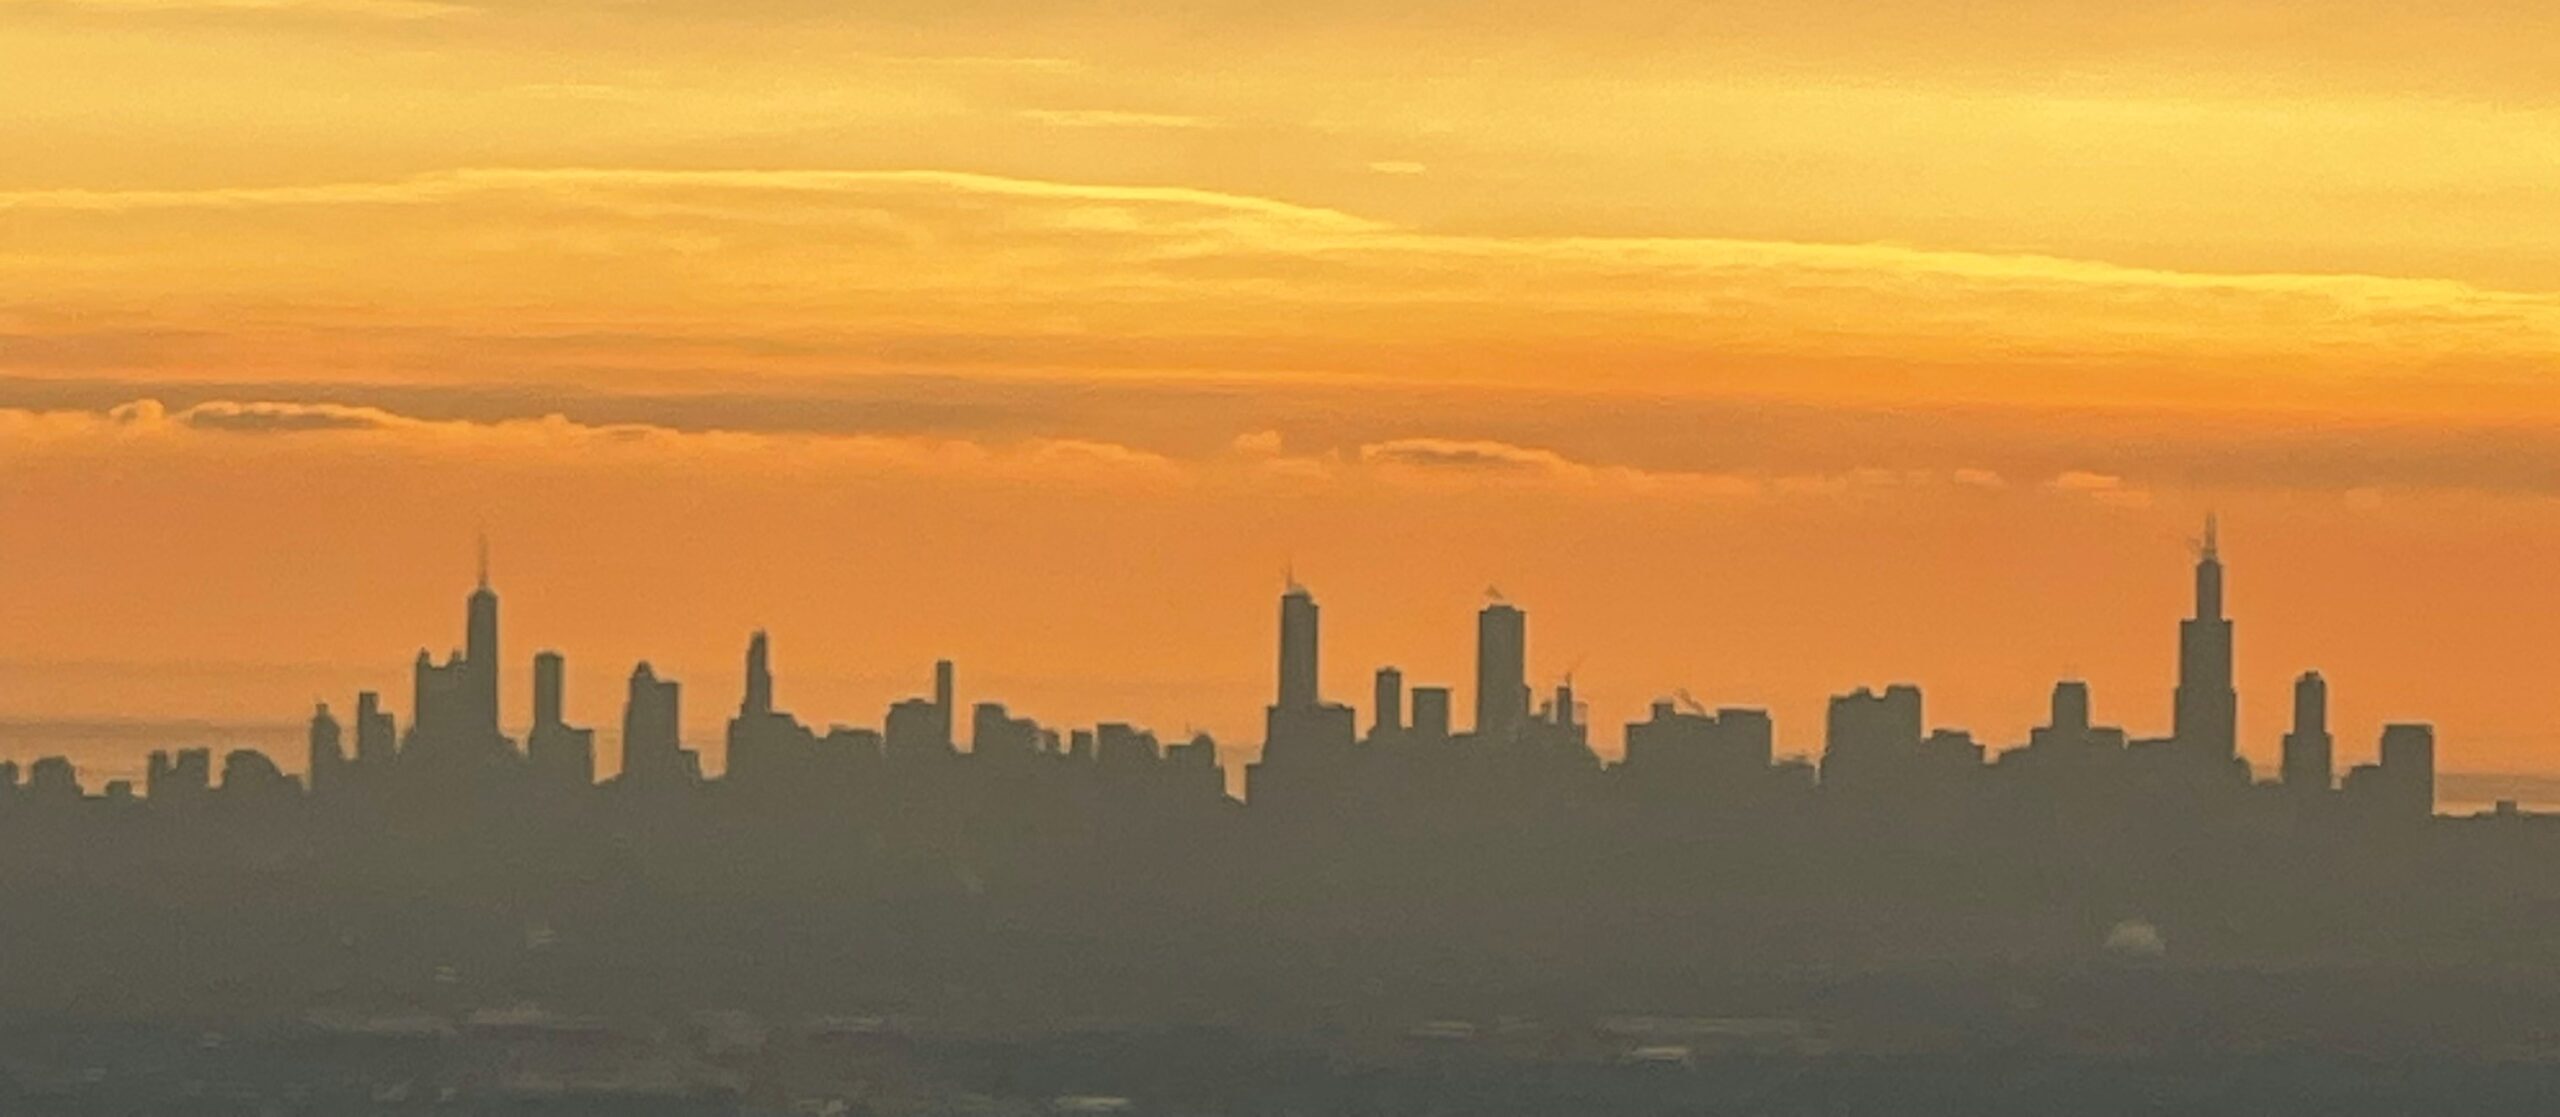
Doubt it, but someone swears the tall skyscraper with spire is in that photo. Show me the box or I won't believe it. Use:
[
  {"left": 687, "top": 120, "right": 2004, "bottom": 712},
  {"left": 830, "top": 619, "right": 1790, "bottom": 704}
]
[
  {"left": 1476, "top": 596, "right": 1529, "bottom": 742},
  {"left": 1255, "top": 576, "right": 1357, "bottom": 801},
  {"left": 2174, "top": 515, "right": 2238, "bottom": 765},
  {"left": 742, "top": 629, "right": 774, "bottom": 718},
  {"left": 465, "top": 536, "right": 501, "bottom": 745},
  {"left": 1276, "top": 576, "right": 1322, "bottom": 712}
]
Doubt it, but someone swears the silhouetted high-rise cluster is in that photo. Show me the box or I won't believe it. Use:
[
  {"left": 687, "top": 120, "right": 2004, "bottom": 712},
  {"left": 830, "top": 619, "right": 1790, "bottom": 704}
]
[
  {"left": 0, "top": 518, "right": 2446, "bottom": 825},
  {"left": 2, "top": 520, "right": 2545, "bottom": 1033}
]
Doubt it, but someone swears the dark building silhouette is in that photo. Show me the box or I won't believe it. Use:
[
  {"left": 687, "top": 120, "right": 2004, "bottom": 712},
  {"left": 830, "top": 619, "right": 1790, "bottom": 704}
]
[
  {"left": 1920, "top": 726, "right": 1986, "bottom": 769},
  {"left": 971, "top": 701, "right": 1042, "bottom": 761},
  {"left": 1475, "top": 597, "right": 1529, "bottom": 742},
  {"left": 2282, "top": 669, "right": 2334, "bottom": 794},
  {"left": 2054, "top": 678, "right": 2092, "bottom": 736},
  {"left": 1277, "top": 580, "right": 1320, "bottom": 712},
  {"left": 2355, "top": 721, "right": 2437, "bottom": 821},
  {"left": 885, "top": 701, "right": 945, "bottom": 761},
  {"left": 1822, "top": 684, "right": 1923, "bottom": 791},
  {"left": 865, "top": 660, "right": 958, "bottom": 765},
  {"left": 306, "top": 702, "right": 346, "bottom": 797},
  {"left": 620, "top": 661, "right": 688, "bottom": 786},
  {"left": 404, "top": 554, "right": 518, "bottom": 783},
  {"left": 934, "top": 658, "right": 957, "bottom": 752},
  {"left": 146, "top": 747, "right": 212, "bottom": 804},
  {"left": 5, "top": 521, "right": 2522, "bottom": 1072},
  {"left": 221, "top": 748, "right": 297, "bottom": 799},
  {"left": 1535, "top": 677, "right": 1589, "bottom": 751},
  {"left": 1372, "top": 666, "right": 1404, "bottom": 741},
  {"left": 1256, "top": 580, "right": 1357, "bottom": 802},
  {"left": 354, "top": 690, "right": 396, "bottom": 770},
  {"left": 742, "top": 631, "right": 773, "bottom": 717},
  {"left": 1097, "top": 722, "right": 1161, "bottom": 769},
  {"left": 1411, "top": 686, "right": 1453, "bottom": 742},
  {"left": 527, "top": 650, "right": 596, "bottom": 791},
  {"left": 26, "top": 755, "right": 81, "bottom": 803},
  {"left": 1625, "top": 697, "right": 1776, "bottom": 794},
  {"left": 2174, "top": 515, "right": 2239, "bottom": 766},
  {"left": 465, "top": 546, "right": 500, "bottom": 744}
]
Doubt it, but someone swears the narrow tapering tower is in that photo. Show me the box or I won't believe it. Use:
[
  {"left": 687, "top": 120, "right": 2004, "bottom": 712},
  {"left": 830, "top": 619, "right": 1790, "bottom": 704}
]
[
  {"left": 742, "top": 630, "right": 774, "bottom": 718},
  {"left": 465, "top": 534, "right": 501, "bottom": 745},
  {"left": 2173, "top": 514, "right": 2237, "bottom": 763},
  {"left": 1277, "top": 576, "right": 1321, "bottom": 712}
]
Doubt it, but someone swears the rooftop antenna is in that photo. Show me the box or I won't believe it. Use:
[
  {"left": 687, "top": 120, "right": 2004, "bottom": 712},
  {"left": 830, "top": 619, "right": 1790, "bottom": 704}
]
[
  {"left": 1486, "top": 585, "right": 1507, "bottom": 604},
  {"left": 2201, "top": 512, "right": 2220, "bottom": 562}
]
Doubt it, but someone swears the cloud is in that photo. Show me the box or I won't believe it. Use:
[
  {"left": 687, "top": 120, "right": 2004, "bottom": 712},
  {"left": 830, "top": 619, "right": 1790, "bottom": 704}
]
[
  {"left": 2046, "top": 470, "right": 2154, "bottom": 508},
  {"left": 7, "top": 165, "right": 2556, "bottom": 394},
  {"left": 2048, "top": 470, "right": 2127, "bottom": 492},
  {"left": 6, "top": 0, "right": 471, "bottom": 17},
  {"left": 1354, "top": 437, "right": 1755, "bottom": 501},
  {"left": 0, "top": 167, "right": 1382, "bottom": 232},
  {"left": 168, "top": 400, "right": 400, "bottom": 433},
  {"left": 1366, "top": 161, "right": 1429, "bottom": 175},
  {"left": 1230, "top": 430, "right": 1286, "bottom": 456},
  {"left": 0, "top": 397, "right": 2014, "bottom": 510},
  {"left": 1019, "top": 109, "right": 1216, "bottom": 129},
  {"left": 1361, "top": 437, "right": 1575, "bottom": 475},
  {"left": 2, "top": 398, "right": 1189, "bottom": 489}
]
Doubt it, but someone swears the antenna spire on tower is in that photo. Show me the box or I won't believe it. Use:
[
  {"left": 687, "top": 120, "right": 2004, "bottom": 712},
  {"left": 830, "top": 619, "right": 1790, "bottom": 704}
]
[
  {"left": 476, "top": 530, "right": 491, "bottom": 589},
  {"left": 2202, "top": 512, "right": 2220, "bottom": 561}
]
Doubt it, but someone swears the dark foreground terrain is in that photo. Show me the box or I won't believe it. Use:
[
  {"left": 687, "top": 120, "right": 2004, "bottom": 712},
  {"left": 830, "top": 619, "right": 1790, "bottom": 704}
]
[{"left": 13, "top": 964, "right": 2560, "bottom": 1116}]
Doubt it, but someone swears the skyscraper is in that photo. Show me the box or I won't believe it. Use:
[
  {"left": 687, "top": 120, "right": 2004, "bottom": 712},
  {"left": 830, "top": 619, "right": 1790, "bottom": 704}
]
[
  {"left": 2281, "top": 670, "right": 2334, "bottom": 793},
  {"left": 1373, "top": 667, "right": 1405, "bottom": 739},
  {"left": 935, "top": 659, "right": 956, "bottom": 750},
  {"left": 622, "top": 662, "right": 684, "bottom": 786},
  {"left": 406, "top": 546, "right": 510, "bottom": 776},
  {"left": 742, "top": 630, "right": 774, "bottom": 718},
  {"left": 529, "top": 651, "right": 595, "bottom": 790},
  {"left": 2052, "top": 679, "right": 2091, "bottom": 737},
  {"left": 1277, "top": 580, "right": 1320, "bottom": 711},
  {"left": 1476, "top": 599, "right": 1529, "bottom": 741},
  {"left": 307, "top": 702, "right": 345, "bottom": 797},
  {"left": 2174, "top": 515, "right": 2238, "bottom": 763},
  {"left": 534, "top": 652, "right": 565, "bottom": 728},
  {"left": 2379, "top": 722, "right": 2436, "bottom": 820},
  {"left": 1822, "top": 684, "right": 1923, "bottom": 790},
  {"left": 1254, "top": 578, "right": 1358, "bottom": 804},
  {"left": 1411, "top": 686, "right": 1453, "bottom": 741},
  {"left": 465, "top": 540, "right": 501, "bottom": 745},
  {"left": 354, "top": 691, "right": 396, "bottom": 769}
]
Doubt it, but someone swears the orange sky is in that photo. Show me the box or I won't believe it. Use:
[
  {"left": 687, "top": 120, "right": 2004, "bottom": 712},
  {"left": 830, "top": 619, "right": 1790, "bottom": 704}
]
[{"left": 5, "top": 0, "right": 2560, "bottom": 781}]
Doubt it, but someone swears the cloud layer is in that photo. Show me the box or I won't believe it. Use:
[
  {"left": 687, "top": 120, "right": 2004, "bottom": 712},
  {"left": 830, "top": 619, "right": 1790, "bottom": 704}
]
[{"left": 6, "top": 167, "right": 2560, "bottom": 413}]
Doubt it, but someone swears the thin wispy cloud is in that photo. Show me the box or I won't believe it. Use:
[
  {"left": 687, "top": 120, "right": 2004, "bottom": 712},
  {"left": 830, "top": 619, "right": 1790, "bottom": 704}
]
[
  {"left": 1019, "top": 109, "right": 1217, "bottom": 130},
  {"left": 6, "top": 0, "right": 471, "bottom": 17},
  {"left": 0, "top": 398, "right": 2097, "bottom": 510}
]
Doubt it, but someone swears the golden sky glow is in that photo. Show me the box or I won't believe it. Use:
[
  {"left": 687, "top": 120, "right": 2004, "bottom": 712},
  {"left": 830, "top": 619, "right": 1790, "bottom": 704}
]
[{"left": 6, "top": 1, "right": 2560, "bottom": 781}]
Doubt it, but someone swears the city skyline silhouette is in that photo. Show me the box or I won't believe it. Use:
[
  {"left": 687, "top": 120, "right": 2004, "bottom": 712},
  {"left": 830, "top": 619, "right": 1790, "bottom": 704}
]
[
  {"left": 0, "top": 515, "right": 2470, "bottom": 816},
  {"left": 11, "top": 1, "right": 2560, "bottom": 1109},
  {"left": 6, "top": 506, "right": 2547, "bottom": 1115}
]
